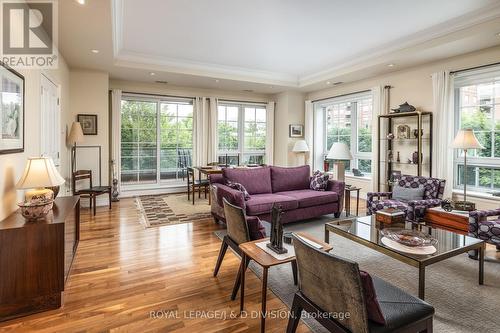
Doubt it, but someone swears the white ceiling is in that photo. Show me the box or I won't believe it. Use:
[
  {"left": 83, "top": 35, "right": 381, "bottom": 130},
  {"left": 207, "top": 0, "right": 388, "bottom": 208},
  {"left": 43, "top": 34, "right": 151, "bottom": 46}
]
[{"left": 59, "top": 0, "right": 500, "bottom": 93}]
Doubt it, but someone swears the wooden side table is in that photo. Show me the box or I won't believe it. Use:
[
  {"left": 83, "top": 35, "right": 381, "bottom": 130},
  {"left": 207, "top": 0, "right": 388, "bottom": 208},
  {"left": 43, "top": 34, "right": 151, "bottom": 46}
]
[
  {"left": 239, "top": 233, "right": 332, "bottom": 333},
  {"left": 423, "top": 207, "right": 469, "bottom": 234},
  {"left": 345, "top": 186, "right": 361, "bottom": 216}
]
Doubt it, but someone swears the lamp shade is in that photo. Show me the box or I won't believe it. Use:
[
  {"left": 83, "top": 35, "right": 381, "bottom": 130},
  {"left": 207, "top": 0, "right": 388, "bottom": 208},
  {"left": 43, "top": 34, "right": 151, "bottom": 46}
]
[
  {"left": 68, "top": 122, "right": 84, "bottom": 145},
  {"left": 292, "top": 140, "right": 309, "bottom": 152},
  {"left": 16, "top": 157, "right": 65, "bottom": 189},
  {"left": 451, "top": 129, "right": 484, "bottom": 149},
  {"left": 326, "top": 142, "right": 353, "bottom": 160}
]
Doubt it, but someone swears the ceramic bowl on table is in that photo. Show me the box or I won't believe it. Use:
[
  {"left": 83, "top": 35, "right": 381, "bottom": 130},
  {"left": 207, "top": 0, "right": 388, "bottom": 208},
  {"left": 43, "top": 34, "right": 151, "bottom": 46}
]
[
  {"left": 381, "top": 228, "right": 438, "bottom": 247},
  {"left": 18, "top": 199, "right": 54, "bottom": 220}
]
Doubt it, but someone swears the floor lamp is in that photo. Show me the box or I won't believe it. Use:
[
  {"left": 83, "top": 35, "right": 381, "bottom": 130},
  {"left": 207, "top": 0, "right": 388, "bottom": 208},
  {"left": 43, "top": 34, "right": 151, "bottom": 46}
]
[
  {"left": 326, "top": 142, "right": 353, "bottom": 182},
  {"left": 451, "top": 128, "right": 484, "bottom": 211},
  {"left": 68, "top": 122, "right": 84, "bottom": 176}
]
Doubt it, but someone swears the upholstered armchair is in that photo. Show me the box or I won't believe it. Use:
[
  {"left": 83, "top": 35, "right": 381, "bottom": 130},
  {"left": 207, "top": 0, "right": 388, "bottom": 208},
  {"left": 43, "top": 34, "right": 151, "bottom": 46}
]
[
  {"left": 367, "top": 175, "right": 446, "bottom": 222},
  {"left": 469, "top": 209, "right": 500, "bottom": 258}
]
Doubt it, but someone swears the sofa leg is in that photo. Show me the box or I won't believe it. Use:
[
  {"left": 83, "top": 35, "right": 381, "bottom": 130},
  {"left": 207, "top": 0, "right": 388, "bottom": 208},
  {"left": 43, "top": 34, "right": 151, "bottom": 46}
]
[{"left": 334, "top": 212, "right": 341, "bottom": 218}]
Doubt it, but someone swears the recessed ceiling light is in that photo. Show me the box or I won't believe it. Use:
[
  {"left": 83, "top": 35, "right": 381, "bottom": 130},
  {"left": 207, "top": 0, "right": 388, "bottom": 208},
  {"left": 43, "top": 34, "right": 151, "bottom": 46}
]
[
  {"left": 215, "top": 79, "right": 220, "bottom": 83},
  {"left": 269, "top": 86, "right": 274, "bottom": 89},
  {"left": 91, "top": 49, "right": 99, "bottom": 54},
  {"left": 150, "top": 72, "right": 156, "bottom": 76},
  {"left": 76, "top": 0, "right": 85, "bottom": 5},
  {"left": 243, "top": 89, "right": 254, "bottom": 93},
  {"left": 496, "top": 32, "right": 500, "bottom": 37},
  {"left": 387, "top": 63, "right": 395, "bottom": 67},
  {"left": 326, "top": 81, "right": 332, "bottom": 85},
  {"left": 155, "top": 80, "right": 168, "bottom": 84}
]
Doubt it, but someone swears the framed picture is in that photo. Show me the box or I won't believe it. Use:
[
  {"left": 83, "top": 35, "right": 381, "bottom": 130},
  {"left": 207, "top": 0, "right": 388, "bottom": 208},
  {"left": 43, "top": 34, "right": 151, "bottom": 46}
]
[
  {"left": 0, "top": 62, "right": 24, "bottom": 154},
  {"left": 289, "top": 124, "right": 303, "bottom": 138},
  {"left": 396, "top": 124, "right": 411, "bottom": 139},
  {"left": 77, "top": 114, "right": 98, "bottom": 135}
]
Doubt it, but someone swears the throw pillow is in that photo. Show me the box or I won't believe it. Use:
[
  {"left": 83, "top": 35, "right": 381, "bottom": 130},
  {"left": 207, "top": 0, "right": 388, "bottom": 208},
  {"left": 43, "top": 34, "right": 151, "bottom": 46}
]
[
  {"left": 392, "top": 184, "right": 424, "bottom": 202},
  {"left": 226, "top": 180, "right": 251, "bottom": 200},
  {"left": 310, "top": 170, "right": 329, "bottom": 191},
  {"left": 359, "top": 270, "right": 386, "bottom": 325}
]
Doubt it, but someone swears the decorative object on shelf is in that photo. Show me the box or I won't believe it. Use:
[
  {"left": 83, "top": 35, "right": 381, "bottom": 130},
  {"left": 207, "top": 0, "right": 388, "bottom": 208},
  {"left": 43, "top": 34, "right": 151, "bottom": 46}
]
[
  {"left": 388, "top": 170, "right": 402, "bottom": 185},
  {"left": 292, "top": 139, "right": 309, "bottom": 165},
  {"left": 16, "top": 157, "right": 65, "bottom": 220},
  {"left": 388, "top": 149, "right": 393, "bottom": 162},
  {"left": 77, "top": 114, "right": 98, "bottom": 135},
  {"left": 352, "top": 168, "right": 364, "bottom": 177},
  {"left": 381, "top": 228, "right": 438, "bottom": 247},
  {"left": 289, "top": 124, "right": 303, "bottom": 138},
  {"left": 451, "top": 128, "right": 484, "bottom": 211},
  {"left": 111, "top": 159, "right": 120, "bottom": 202},
  {"left": 413, "top": 129, "right": 423, "bottom": 138},
  {"left": 396, "top": 151, "right": 401, "bottom": 163},
  {"left": 267, "top": 203, "right": 287, "bottom": 254},
  {"left": 407, "top": 158, "right": 412, "bottom": 164},
  {"left": 375, "top": 208, "right": 405, "bottom": 224},
  {"left": 397, "top": 125, "right": 411, "bottom": 139},
  {"left": 326, "top": 142, "right": 353, "bottom": 182},
  {"left": 391, "top": 102, "right": 416, "bottom": 113},
  {"left": 386, "top": 133, "right": 395, "bottom": 140},
  {"left": 68, "top": 121, "right": 84, "bottom": 175},
  {"left": 412, "top": 151, "right": 422, "bottom": 164},
  {"left": 0, "top": 62, "right": 24, "bottom": 155}
]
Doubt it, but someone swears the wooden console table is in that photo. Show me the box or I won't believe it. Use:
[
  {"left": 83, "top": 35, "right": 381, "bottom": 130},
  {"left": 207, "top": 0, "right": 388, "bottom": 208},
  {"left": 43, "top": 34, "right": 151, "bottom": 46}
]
[
  {"left": 423, "top": 207, "right": 469, "bottom": 235},
  {"left": 0, "top": 196, "right": 80, "bottom": 322}
]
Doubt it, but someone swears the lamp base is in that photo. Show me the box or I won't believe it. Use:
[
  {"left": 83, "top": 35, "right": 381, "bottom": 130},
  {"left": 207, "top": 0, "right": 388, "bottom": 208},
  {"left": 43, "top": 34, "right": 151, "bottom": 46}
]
[
  {"left": 25, "top": 188, "right": 54, "bottom": 204},
  {"left": 453, "top": 200, "right": 476, "bottom": 212},
  {"left": 331, "top": 162, "right": 346, "bottom": 182}
]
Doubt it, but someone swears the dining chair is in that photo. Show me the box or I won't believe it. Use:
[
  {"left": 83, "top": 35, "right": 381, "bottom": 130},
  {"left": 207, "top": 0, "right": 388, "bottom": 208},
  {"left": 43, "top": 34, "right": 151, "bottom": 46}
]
[
  {"left": 72, "top": 170, "right": 111, "bottom": 216},
  {"left": 187, "top": 167, "right": 209, "bottom": 205}
]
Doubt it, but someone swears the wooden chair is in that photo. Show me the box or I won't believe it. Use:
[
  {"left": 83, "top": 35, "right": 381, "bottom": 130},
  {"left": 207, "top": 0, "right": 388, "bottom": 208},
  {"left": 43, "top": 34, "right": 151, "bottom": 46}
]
[
  {"left": 286, "top": 235, "right": 434, "bottom": 333},
  {"left": 72, "top": 170, "right": 111, "bottom": 216},
  {"left": 187, "top": 167, "right": 209, "bottom": 205}
]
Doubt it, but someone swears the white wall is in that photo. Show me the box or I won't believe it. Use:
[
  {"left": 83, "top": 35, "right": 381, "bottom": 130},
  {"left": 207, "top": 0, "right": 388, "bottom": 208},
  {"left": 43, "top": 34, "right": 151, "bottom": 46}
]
[
  {"left": 69, "top": 71, "right": 110, "bottom": 186},
  {"left": 307, "top": 45, "right": 500, "bottom": 207},
  {"left": 0, "top": 58, "right": 71, "bottom": 221},
  {"left": 273, "top": 90, "right": 306, "bottom": 166}
]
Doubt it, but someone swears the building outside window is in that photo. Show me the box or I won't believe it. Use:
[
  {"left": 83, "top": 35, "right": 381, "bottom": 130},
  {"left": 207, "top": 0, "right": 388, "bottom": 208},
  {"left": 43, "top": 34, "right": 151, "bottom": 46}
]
[
  {"left": 316, "top": 92, "right": 373, "bottom": 175},
  {"left": 217, "top": 101, "right": 267, "bottom": 165},
  {"left": 454, "top": 67, "right": 500, "bottom": 192}
]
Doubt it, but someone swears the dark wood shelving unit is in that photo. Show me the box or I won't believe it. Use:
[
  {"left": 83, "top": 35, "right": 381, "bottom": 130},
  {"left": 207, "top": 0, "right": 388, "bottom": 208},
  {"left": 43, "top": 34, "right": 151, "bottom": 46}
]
[{"left": 377, "top": 111, "right": 433, "bottom": 191}]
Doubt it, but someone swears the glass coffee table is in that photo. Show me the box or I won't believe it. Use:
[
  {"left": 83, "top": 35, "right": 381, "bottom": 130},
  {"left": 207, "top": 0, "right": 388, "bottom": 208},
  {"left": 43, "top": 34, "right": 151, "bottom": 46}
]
[{"left": 324, "top": 215, "right": 485, "bottom": 300}]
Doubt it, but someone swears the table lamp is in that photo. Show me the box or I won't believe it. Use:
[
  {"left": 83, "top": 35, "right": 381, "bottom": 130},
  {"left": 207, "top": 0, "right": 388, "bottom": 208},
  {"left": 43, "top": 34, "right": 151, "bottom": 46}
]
[
  {"left": 292, "top": 140, "right": 309, "bottom": 166},
  {"left": 16, "top": 157, "right": 65, "bottom": 220},
  {"left": 326, "top": 142, "right": 353, "bottom": 182},
  {"left": 451, "top": 128, "right": 484, "bottom": 211},
  {"left": 68, "top": 122, "right": 84, "bottom": 174}
]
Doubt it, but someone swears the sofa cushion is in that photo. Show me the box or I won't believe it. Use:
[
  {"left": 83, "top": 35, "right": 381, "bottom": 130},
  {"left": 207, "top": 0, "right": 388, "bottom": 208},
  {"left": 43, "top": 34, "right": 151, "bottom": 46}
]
[
  {"left": 392, "top": 184, "right": 424, "bottom": 202},
  {"left": 270, "top": 165, "right": 310, "bottom": 193},
  {"left": 245, "top": 193, "right": 299, "bottom": 216},
  {"left": 276, "top": 190, "right": 338, "bottom": 208},
  {"left": 310, "top": 170, "right": 329, "bottom": 191},
  {"left": 223, "top": 166, "right": 272, "bottom": 195},
  {"left": 226, "top": 180, "right": 251, "bottom": 200}
]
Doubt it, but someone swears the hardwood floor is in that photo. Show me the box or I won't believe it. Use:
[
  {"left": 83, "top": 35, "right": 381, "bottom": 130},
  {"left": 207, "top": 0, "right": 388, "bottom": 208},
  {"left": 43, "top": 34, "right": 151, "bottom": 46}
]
[{"left": 1, "top": 197, "right": 341, "bottom": 333}]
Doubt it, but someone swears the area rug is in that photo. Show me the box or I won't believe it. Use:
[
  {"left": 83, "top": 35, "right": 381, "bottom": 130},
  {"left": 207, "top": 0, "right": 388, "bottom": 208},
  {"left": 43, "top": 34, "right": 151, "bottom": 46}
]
[
  {"left": 215, "top": 215, "right": 500, "bottom": 333},
  {"left": 136, "top": 194, "right": 212, "bottom": 228}
]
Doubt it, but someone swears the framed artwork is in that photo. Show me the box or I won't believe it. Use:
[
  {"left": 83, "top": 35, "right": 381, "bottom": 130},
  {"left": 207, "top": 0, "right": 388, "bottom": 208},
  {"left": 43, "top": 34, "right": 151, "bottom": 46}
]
[
  {"left": 0, "top": 62, "right": 24, "bottom": 154},
  {"left": 77, "top": 114, "right": 98, "bottom": 135},
  {"left": 289, "top": 124, "right": 304, "bottom": 138}
]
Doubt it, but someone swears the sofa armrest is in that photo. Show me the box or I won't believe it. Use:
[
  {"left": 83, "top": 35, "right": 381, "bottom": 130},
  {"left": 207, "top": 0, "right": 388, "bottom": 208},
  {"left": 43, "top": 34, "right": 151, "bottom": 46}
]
[
  {"left": 214, "top": 183, "right": 246, "bottom": 209},
  {"left": 326, "top": 180, "right": 345, "bottom": 212}
]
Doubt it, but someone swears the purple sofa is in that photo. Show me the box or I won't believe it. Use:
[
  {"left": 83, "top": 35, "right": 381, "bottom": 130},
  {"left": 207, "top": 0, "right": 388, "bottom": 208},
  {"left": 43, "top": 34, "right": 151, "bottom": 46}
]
[{"left": 209, "top": 165, "right": 345, "bottom": 224}]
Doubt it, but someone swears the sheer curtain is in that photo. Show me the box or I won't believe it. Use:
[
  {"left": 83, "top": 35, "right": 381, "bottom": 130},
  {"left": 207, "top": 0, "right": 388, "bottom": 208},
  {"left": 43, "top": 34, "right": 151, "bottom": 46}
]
[
  {"left": 111, "top": 89, "right": 122, "bottom": 195},
  {"left": 432, "top": 71, "right": 454, "bottom": 198},
  {"left": 192, "top": 97, "right": 207, "bottom": 166},
  {"left": 304, "top": 100, "right": 314, "bottom": 172},
  {"left": 266, "top": 101, "right": 275, "bottom": 165},
  {"left": 371, "top": 86, "right": 388, "bottom": 191},
  {"left": 207, "top": 97, "right": 219, "bottom": 164}
]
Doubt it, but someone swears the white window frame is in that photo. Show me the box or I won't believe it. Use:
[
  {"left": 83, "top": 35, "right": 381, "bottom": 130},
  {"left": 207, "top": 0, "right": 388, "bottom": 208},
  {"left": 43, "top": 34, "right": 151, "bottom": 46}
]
[
  {"left": 316, "top": 92, "right": 373, "bottom": 176},
  {"left": 120, "top": 94, "right": 194, "bottom": 190},
  {"left": 217, "top": 101, "right": 267, "bottom": 165},
  {"left": 453, "top": 66, "right": 500, "bottom": 192}
]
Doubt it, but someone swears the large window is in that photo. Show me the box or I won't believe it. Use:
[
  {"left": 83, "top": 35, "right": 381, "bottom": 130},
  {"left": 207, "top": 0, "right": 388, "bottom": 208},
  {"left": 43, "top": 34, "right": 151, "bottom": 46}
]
[
  {"left": 320, "top": 93, "right": 373, "bottom": 175},
  {"left": 454, "top": 68, "right": 500, "bottom": 192},
  {"left": 217, "top": 102, "right": 267, "bottom": 165},
  {"left": 120, "top": 96, "right": 193, "bottom": 188}
]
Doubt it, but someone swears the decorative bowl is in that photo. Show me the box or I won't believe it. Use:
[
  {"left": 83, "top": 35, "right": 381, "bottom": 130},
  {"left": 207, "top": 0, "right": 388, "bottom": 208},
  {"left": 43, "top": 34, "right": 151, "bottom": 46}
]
[
  {"left": 18, "top": 200, "right": 54, "bottom": 220},
  {"left": 380, "top": 228, "right": 437, "bottom": 247}
]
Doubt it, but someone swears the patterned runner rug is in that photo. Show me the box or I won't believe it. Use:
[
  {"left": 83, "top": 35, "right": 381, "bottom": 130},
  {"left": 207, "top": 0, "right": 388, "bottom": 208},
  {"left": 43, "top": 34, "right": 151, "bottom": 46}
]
[{"left": 136, "top": 194, "right": 213, "bottom": 228}]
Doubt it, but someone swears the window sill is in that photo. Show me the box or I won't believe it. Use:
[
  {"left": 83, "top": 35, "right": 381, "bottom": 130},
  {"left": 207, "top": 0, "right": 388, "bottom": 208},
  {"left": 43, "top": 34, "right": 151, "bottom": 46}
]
[
  {"left": 345, "top": 174, "right": 372, "bottom": 181},
  {"left": 452, "top": 189, "right": 500, "bottom": 202}
]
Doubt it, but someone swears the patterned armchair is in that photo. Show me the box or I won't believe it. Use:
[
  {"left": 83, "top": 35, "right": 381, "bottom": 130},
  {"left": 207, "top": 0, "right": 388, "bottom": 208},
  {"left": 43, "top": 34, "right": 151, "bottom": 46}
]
[
  {"left": 469, "top": 209, "right": 500, "bottom": 258},
  {"left": 367, "top": 175, "right": 446, "bottom": 222}
]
